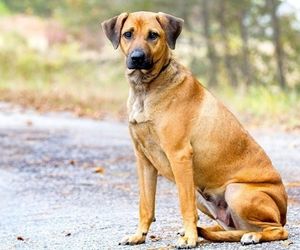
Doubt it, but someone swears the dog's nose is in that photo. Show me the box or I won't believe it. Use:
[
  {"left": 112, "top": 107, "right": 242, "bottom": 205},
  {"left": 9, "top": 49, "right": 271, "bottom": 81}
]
[{"left": 130, "top": 49, "right": 145, "bottom": 64}]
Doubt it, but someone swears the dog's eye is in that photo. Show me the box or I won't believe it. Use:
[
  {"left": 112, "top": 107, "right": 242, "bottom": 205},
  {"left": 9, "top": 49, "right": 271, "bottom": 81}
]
[
  {"left": 148, "top": 31, "right": 159, "bottom": 40},
  {"left": 123, "top": 31, "right": 132, "bottom": 39}
]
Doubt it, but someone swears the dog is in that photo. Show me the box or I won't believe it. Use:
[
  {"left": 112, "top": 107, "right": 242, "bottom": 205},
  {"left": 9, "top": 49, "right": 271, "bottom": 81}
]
[{"left": 101, "top": 11, "right": 288, "bottom": 249}]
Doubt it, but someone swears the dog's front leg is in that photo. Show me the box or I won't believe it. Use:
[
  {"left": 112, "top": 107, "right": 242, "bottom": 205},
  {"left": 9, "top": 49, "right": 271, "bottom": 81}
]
[
  {"left": 165, "top": 144, "right": 198, "bottom": 249},
  {"left": 119, "top": 151, "right": 157, "bottom": 245}
]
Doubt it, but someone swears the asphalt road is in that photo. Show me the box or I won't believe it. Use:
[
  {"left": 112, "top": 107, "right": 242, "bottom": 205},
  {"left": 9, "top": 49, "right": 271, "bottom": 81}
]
[{"left": 0, "top": 103, "right": 299, "bottom": 250}]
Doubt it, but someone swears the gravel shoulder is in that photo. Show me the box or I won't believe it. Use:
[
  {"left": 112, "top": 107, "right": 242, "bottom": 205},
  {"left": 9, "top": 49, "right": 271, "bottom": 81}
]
[{"left": 0, "top": 104, "right": 299, "bottom": 250}]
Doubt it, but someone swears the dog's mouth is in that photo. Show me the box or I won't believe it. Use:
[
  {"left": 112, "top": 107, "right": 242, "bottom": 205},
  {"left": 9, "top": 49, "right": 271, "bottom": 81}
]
[{"left": 126, "top": 59, "right": 153, "bottom": 70}]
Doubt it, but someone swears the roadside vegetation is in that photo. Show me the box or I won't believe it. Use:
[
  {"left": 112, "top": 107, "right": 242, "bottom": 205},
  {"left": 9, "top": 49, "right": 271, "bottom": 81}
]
[{"left": 0, "top": 0, "right": 299, "bottom": 129}]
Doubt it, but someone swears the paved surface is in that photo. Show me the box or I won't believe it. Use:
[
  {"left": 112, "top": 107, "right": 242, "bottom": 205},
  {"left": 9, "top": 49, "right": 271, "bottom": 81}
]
[{"left": 0, "top": 104, "right": 300, "bottom": 249}]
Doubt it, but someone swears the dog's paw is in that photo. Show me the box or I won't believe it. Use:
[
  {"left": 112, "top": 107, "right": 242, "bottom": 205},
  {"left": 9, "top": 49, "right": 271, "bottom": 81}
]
[
  {"left": 241, "top": 232, "right": 261, "bottom": 245},
  {"left": 175, "top": 236, "right": 197, "bottom": 249},
  {"left": 119, "top": 233, "right": 146, "bottom": 245}
]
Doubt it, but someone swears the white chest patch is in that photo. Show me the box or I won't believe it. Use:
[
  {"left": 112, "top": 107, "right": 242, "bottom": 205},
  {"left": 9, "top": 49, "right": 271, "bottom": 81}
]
[{"left": 129, "top": 97, "right": 150, "bottom": 124}]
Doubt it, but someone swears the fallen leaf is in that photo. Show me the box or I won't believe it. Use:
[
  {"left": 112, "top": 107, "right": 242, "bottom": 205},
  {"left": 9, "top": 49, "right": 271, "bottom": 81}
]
[
  {"left": 17, "top": 236, "right": 24, "bottom": 241},
  {"left": 149, "top": 235, "right": 161, "bottom": 242},
  {"left": 94, "top": 166, "right": 105, "bottom": 174},
  {"left": 26, "top": 120, "right": 33, "bottom": 126}
]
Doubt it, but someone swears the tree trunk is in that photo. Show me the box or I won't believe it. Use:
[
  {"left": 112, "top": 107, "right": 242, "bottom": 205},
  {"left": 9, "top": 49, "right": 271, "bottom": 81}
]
[
  {"left": 218, "top": 0, "right": 238, "bottom": 87},
  {"left": 201, "top": 0, "right": 218, "bottom": 86},
  {"left": 238, "top": 7, "right": 252, "bottom": 86},
  {"left": 268, "top": 0, "right": 286, "bottom": 89}
]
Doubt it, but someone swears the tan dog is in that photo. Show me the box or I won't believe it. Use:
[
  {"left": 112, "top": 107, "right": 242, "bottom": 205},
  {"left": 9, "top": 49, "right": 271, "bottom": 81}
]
[{"left": 102, "top": 11, "right": 288, "bottom": 249}]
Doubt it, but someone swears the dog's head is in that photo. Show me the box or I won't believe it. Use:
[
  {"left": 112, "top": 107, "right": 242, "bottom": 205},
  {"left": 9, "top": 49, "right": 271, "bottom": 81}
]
[{"left": 101, "top": 11, "right": 183, "bottom": 70}]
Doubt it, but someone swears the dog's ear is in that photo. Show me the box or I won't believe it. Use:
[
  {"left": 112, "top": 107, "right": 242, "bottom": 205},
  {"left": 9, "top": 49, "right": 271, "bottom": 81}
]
[
  {"left": 156, "top": 12, "right": 184, "bottom": 49},
  {"left": 101, "top": 12, "right": 129, "bottom": 49}
]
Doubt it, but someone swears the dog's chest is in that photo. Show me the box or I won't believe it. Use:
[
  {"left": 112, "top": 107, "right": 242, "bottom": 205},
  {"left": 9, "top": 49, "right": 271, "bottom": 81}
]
[
  {"left": 128, "top": 96, "right": 149, "bottom": 124},
  {"left": 128, "top": 83, "right": 152, "bottom": 124},
  {"left": 130, "top": 123, "right": 174, "bottom": 180}
]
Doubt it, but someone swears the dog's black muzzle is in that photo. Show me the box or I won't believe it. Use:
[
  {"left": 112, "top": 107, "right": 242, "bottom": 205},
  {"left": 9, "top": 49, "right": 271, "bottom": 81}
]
[{"left": 127, "top": 49, "right": 153, "bottom": 70}]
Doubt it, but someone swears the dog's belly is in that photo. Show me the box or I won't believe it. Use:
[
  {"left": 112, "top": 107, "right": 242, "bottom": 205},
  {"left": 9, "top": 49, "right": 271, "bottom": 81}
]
[{"left": 130, "top": 123, "right": 175, "bottom": 181}]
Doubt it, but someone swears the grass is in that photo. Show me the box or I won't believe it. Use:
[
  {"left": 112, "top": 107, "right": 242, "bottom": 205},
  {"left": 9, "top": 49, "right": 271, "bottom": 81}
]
[
  {"left": 0, "top": 32, "right": 129, "bottom": 119},
  {"left": 0, "top": 32, "right": 299, "bottom": 130},
  {"left": 215, "top": 84, "right": 300, "bottom": 129}
]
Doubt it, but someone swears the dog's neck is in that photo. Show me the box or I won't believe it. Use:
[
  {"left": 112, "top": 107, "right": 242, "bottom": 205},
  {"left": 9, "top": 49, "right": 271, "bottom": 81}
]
[
  {"left": 126, "top": 56, "right": 188, "bottom": 124},
  {"left": 126, "top": 53, "right": 189, "bottom": 100},
  {"left": 126, "top": 57, "right": 185, "bottom": 90}
]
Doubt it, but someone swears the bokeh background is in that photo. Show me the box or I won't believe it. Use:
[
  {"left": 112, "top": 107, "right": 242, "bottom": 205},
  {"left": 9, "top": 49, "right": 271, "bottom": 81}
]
[{"left": 0, "top": 0, "right": 299, "bottom": 129}]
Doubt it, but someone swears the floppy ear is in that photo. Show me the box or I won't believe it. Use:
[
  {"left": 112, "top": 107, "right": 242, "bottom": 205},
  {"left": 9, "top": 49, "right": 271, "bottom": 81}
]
[
  {"left": 156, "top": 12, "right": 184, "bottom": 49},
  {"left": 101, "top": 12, "right": 129, "bottom": 49}
]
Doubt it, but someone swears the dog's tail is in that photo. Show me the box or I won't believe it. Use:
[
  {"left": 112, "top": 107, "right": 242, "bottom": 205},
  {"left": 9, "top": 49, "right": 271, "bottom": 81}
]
[{"left": 197, "top": 227, "right": 247, "bottom": 242}]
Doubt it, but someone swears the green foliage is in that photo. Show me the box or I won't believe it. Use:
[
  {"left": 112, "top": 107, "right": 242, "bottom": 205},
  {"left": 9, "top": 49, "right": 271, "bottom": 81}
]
[
  {"left": 1, "top": 0, "right": 61, "bottom": 16},
  {"left": 0, "top": 31, "right": 124, "bottom": 94},
  {"left": 0, "top": 1, "right": 10, "bottom": 14},
  {"left": 217, "top": 84, "right": 300, "bottom": 126}
]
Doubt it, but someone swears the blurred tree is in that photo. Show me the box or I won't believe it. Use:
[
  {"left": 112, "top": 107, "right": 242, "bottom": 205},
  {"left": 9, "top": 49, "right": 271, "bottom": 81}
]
[
  {"left": 267, "top": 0, "right": 286, "bottom": 89},
  {"left": 218, "top": 0, "right": 238, "bottom": 87},
  {"left": 237, "top": 1, "right": 252, "bottom": 87},
  {"left": 201, "top": 0, "right": 218, "bottom": 86},
  {"left": 2, "top": 0, "right": 60, "bottom": 16}
]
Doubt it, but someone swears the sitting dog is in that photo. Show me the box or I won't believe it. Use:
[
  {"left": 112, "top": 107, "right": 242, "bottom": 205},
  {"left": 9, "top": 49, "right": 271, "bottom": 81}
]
[{"left": 101, "top": 11, "right": 288, "bottom": 249}]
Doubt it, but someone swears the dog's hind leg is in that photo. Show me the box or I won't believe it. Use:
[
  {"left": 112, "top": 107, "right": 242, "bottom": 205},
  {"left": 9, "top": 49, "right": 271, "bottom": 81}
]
[
  {"left": 198, "top": 228, "right": 248, "bottom": 242},
  {"left": 178, "top": 224, "right": 224, "bottom": 238},
  {"left": 240, "top": 227, "right": 288, "bottom": 245},
  {"left": 198, "top": 183, "right": 288, "bottom": 244},
  {"left": 198, "top": 226, "right": 288, "bottom": 244},
  {"left": 197, "top": 224, "right": 224, "bottom": 234}
]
